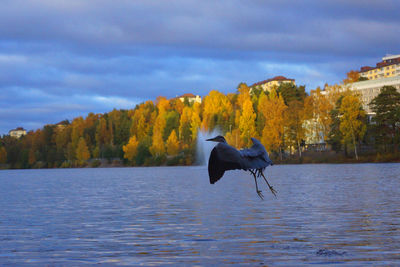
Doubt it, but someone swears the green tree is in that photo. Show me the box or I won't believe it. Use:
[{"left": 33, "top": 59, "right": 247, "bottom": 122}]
[
  {"left": 277, "top": 83, "right": 307, "bottom": 105},
  {"left": 327, "top": 106, "right": 343, "bottom": 152},
  {"left": 369, "top": 86, "right": 400, "bottom": 150},
  {"left": 164, "top": 110, "right": 180, "bottom": 141}
]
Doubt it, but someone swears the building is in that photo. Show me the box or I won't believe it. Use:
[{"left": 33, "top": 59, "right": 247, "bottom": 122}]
[
  {"left": 9, "top": 127, "right": 27, "bottom": 138},
  {"left": 348, "top": 76, "right": 400, "bottom": 115},
  {"left": 178, "top": 93, "right": 202, "bottom": 104},
  {"left": 359, "top": 54, "right": 400, "bottom": 80},
  {"left": 250, "top": 76, "right": 295, "bottom": 92}
]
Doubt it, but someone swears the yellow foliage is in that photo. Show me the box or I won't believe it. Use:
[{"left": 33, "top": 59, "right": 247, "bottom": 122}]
[
  {"left": 166, "top": 130, "right": 180, "bottom": 156},
  {"left": 201, "top": 90, "right": 232, "bottom": 131},
  {"left": 339, "top": 95, "right": 366, "bottom": 147},
  {"left": 239, "top": 98, "right": 257, "bottom": 146},
  {"left": 150, "top": 113, "right": 166, "bottom": 156},
  {"left": 258, "top": 89, "right": 287, "bottom": 152},
  {"left": 237, "top": 83, "right": 251, "bottom": 109},
  {"left": 179, "top": 106, "right": 192, "bottom": 141},
  {"left": 190, "top": 110, "right": 201, "bottom": 141},
  {"left": 156, "top": 96, "right": 170, "bottom": 115},
  {"left": 123, "top": 135, "right": 139, "bottom": 162},
  {"left": 305, "top": 87, "right": 333, "bottom": 142},
  {"left": 343, "top": 70, "right": 360, "bottom": 84},
  {"left": 76, "top": 137, "right": 90, "bottom": 163},
  {"left": 225, "top": 129, "right": 244, "bottom": 149}
]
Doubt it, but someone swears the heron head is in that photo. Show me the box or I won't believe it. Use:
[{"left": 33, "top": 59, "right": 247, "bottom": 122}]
[{"left": 206, "top": 135, "right": 226, "bottom": 143}]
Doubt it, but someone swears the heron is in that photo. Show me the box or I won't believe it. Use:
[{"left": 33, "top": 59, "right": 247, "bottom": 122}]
[{"left": 206, "top": 135, "right": 277, "bottom": 199}]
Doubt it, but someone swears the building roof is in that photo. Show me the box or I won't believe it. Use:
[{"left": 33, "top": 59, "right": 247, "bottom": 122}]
[
  {"left": 251, "top": 76, "right": 295, "bottom": 87},
  {"left": 10, "top": 127, "right": 26, "bottom": 132},
  {"left": 179, "top": 93, "right": 197, "bottom": 98}
]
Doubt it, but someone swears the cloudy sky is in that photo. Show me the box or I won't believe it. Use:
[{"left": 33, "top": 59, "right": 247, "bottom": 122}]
[{"left": 1, "top": 0, "right": 400, "bottom": 135}]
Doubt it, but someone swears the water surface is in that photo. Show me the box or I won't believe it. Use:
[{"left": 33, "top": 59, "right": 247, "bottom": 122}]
[{"left": 0, "top": 164, "right": 399, "bottom": 265}]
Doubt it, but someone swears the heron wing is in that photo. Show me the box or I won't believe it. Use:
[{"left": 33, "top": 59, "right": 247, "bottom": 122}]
[
  {"left": 239, "top": 138, "right": 273, "bottom": 170},
  {"left": 208, "top": 143, "right": 243, "bottom": 184}
]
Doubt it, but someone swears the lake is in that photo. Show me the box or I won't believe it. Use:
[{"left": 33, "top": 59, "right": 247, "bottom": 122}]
[{"left": 0, "top": 164, "right": 399, "bottom": 265}]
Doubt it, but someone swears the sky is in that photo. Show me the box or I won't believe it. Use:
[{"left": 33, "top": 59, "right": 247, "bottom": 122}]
[{"left": 1, "top": 0, "right": 400, "bottom": 135}]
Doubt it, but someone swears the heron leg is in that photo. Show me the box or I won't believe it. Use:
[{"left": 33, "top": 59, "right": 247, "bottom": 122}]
[
  {"left": 250, "top": 170, "right": 264, "bottom": 200},
  {"left": 260, "top": 171, "right": 277, "bottom": 197}
]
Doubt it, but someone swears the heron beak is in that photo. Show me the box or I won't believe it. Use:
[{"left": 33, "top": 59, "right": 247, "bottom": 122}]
[{"left": 206, "top": 137, "right": 216, "bottom": 142}]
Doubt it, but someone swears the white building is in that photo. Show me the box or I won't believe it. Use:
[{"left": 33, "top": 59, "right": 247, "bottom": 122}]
[
  {"left": 348, "top": 76, "right": 400, "bottom": 115},
  {"left": 9, "top": 127, "right": 27, "bottom": 138},
  {"left": 178, "top": 93, "right": 202, "bottom": 104}
]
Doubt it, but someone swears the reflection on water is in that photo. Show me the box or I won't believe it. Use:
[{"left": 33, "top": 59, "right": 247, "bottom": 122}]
[{"left": 0, "top": 164, "right": 400, "bottom": 265}]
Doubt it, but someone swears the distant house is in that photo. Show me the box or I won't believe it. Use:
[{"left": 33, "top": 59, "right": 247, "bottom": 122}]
[
  {"left": 178, "top": 93, "right": 202, "bottom": 104},
  {"left": 250, "top": 76, "right": 295, "bottom": 92},
  {"left": 9, "top": 127, "right": 27, "bottom": 138},
  {"left": 55, "top": 120, "right": 69, "bottom": 130}
]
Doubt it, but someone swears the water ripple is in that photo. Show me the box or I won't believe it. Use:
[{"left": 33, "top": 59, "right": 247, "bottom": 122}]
[{"left": 0, "top": 164, "right": 400, "bottom": 265}]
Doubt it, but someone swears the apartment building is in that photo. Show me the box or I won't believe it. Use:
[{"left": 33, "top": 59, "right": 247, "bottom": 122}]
[{"left": 359, "top": 54, "right": 400, "bottom": 80}]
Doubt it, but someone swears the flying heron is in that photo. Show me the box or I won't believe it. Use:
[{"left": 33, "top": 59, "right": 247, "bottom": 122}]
[{"left": 206, "top": 135, "right": 276, "bottom": 199}]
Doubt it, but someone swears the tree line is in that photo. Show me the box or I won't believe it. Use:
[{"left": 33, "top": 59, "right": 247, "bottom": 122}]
[{"left": 1, "top": 74, "right": 399, "bottom": 169}]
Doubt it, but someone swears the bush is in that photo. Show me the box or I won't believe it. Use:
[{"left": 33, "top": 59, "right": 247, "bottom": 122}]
[{"left": 91, "top": 160, "right": 101, "bottom": 168}]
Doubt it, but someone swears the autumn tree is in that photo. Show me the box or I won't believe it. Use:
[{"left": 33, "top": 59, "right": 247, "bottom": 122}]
[
  {"left": 239, "top": 98, "right": 257, "bottom": 146},
  {"left": 343, "top": 70, "right": 360, "bottom": 84},
  {"left": 150, "top": 108, "right": 166, "bottom": 157},
  {"left": 339, "top": 95, "right": 366, "bottom": 160},
  {"left": 304, "top": 87, "right": 334, "bottom": 142},
  {"left": 0, "top": 146, "right": 7, "bottom": 164},
  {"left": 258, "top": 89, "right": 287, "bottom": 157},
  {"left": 237, "top": 83, "right": 251, "bottom": 109},
  {"left": 179, "top": 107, "right": 192, "bottom": 144},
  {"left": 190, "top": 103, "right": 202, "bottom": 142},
  {"left": 123, "top": 135, "right": 139, "bottom": 163},
  {"left": 28, "top": 148, "right": 36, "bottom": 166},
  {"left": 285, "top": 100, "right": 305, "bottom": 157},
  {"left": 201, "top": 90, "right": 232, "bottom": 132},
  {"left": 76, "top": 137, "right": 90, "bottom": 163},
  {"left": 164, "top": 110, "right": 180, "bottom": 141},
  {"left": 225, "top": 128, "right": 244, "bottom": 149},
  {"left": 130, "top": 101, "right": 154, "bottom": 140},
  {"left": 166, "top": 130, "right": 180, "bottom": 156}
]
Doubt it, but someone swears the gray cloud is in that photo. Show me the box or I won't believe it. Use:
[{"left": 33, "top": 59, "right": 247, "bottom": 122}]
[{"left": 1, "top": 0, "right": 400, "bottom": 134}]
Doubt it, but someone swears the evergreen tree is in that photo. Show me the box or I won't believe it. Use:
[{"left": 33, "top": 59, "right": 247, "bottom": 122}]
[{"left": 369, "top": 86, "right": 400, "bottom": 150}]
